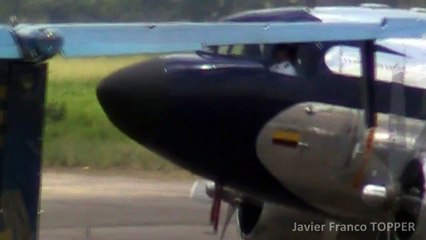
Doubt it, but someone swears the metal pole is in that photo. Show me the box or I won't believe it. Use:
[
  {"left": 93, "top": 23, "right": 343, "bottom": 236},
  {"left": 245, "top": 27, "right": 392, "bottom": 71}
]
[{"left": 361, "top": 40, "right": 377, "bottom": 128}]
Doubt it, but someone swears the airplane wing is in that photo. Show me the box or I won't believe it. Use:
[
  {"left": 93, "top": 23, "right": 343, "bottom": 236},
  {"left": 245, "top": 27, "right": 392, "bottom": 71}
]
[
  {"left": 0, "top": 26, "right": 22, "bottom": 59},
  {"left": 48, "top": 19, "right": 426, "bottom": 57},
  {"left": 4, "top": 18, "right": 426, "bottom": 60},
  {"left": 42, "top": 21, "right": 380, "bottom": 57}
]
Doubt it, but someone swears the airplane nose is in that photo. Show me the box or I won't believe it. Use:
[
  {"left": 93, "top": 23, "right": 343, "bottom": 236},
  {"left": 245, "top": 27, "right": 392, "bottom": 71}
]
[{"left": 96, "top": 58, "right": 169, "bottom": 143}]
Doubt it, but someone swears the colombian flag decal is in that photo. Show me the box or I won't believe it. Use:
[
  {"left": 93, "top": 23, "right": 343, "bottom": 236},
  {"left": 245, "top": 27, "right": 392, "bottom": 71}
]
[{"left": 272, "top": 130, "right": 301, "bottom": 148}]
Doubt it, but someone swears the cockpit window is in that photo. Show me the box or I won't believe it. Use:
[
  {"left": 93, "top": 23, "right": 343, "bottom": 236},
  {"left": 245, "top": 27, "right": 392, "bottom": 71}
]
[
  {"left": 213, "top": 44, "right": 300, "bottom": 76},
  {"left": 324, "top": 45, "right": 426, "bottom": 89},
  {"left": 217, "top": 46, "right": 230, "bottom": 55},
  {"left": 213, "top": 44, "right": 265, "bottom": 60},
  {"left": 230, "top": 45, "right": 244, "bottom": 55},
  {"left": 325, "top": 45, "right": 407, "bottom": 80},
  {"left": 325, "top": 46, "right": 362, "bottom": 77}
]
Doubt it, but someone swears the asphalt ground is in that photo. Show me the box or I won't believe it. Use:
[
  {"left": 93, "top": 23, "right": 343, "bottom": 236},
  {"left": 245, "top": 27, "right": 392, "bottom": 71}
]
[{"left": 39, "top": 171, "right": 239, "bottom": 240}]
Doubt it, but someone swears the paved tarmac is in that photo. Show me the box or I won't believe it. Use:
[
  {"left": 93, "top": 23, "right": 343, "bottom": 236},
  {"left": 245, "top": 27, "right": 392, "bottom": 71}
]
[{"left": 39, "top": 171, "right": 239, "bottom": 240}]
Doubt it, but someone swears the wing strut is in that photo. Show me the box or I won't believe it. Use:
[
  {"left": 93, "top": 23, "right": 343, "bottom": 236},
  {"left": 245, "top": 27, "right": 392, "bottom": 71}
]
[{"left": 361, "top": 40, "right": 377, "bottom": 128}]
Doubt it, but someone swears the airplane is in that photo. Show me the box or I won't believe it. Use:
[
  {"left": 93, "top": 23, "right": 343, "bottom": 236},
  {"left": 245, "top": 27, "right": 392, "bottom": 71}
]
[
  {"left": 3, "top": 3, "right": 426, "bottom": 240},
  {"left": 94, "top": 5, "right": 426, "bottom": 240}
]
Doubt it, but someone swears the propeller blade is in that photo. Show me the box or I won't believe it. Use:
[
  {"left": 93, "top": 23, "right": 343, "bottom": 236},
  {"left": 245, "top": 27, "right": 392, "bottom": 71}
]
[
  {"left": 210, "top": 185, "right": 223, "bottom": 233},
  {"left": 410, "top": 199, "right": 426, "bottom": 240},
  {"left": 353, "top": 127, "right": 377, "bottom": 188},
  {"left": 387, "top": 63, "right": 409, "bottom": 178},
  {"left": 412, "top": 77, "right": 426, "bottom": 152},
  {"left": 219, "top": 203, "right": 237, "bottom": 240},
  {"left": 382, "top": 46, "right": 426, "bottom": 240},
  {"left": 394, "top": 194, "right": 423, "bottom": 240},
  {"left": 399, "top": 195, "right": 423, "bottom": 217}
]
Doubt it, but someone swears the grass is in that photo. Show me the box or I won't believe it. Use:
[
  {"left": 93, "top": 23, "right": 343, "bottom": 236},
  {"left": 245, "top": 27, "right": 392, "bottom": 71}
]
[{"left": 43, "top": 56, "right": 181, "bottom": 172}]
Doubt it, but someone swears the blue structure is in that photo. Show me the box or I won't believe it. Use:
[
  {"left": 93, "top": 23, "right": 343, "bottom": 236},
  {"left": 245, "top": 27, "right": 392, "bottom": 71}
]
[{"left": 0, "top": 62, "right": 47, "bottom": 240}]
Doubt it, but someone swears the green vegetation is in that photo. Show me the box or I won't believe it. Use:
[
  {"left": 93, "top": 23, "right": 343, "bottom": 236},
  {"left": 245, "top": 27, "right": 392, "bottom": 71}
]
[{"left": 44, "top": 56, "right": 180, "bottom": 171}]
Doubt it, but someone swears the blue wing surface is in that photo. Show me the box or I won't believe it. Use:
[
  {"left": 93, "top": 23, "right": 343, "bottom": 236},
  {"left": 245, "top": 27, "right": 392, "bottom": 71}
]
[
  {"left": 16, "top": 18, "right": 426, "bottom": 57},
  {"left": 41, "top": 22, "right": 378, "bottom": 57},
  {"left": 0, "top": 25, "right": 21, "bottom": 59}
]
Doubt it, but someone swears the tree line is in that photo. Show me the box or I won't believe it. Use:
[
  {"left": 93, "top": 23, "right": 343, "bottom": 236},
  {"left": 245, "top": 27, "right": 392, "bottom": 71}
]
[{"left": 0, "top": 0, "right": 426, "bottom": 23}]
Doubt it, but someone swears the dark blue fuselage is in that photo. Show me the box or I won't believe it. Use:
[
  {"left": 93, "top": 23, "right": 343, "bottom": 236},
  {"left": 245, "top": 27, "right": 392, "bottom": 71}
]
[
  {"left": 96, "top": 43, "right": 425, "bottom": 208},
  {"left": 96, "top": 8, "right": 426, "bottom": 209}
]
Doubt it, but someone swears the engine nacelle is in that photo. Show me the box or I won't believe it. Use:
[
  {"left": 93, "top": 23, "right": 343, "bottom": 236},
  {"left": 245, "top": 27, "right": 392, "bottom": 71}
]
[
  {"left": 237, "top": 202, "right": 396, "bottom": 240},
  {"left": 237, "top": 201, "right": 328, "bottom": 240},
  {"left": 408, "top": 158, "right": 426, "bottom": 239},
  {"left": 411, "top": 202, "right": 426, "bottom": 240}
]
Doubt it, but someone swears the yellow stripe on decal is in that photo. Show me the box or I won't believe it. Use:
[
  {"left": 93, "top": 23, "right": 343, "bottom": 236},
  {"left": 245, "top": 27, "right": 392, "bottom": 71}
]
[
  {"left": 273, "top": 130, "right": 301, "bottom": 142},
  {"left": 272, "top": 130, "right": 301, "bottom": 148}
]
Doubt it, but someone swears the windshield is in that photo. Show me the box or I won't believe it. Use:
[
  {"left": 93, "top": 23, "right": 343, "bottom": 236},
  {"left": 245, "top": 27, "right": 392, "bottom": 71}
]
[{"left": 212, "top": 44, "right": 268, "bottom": 60}]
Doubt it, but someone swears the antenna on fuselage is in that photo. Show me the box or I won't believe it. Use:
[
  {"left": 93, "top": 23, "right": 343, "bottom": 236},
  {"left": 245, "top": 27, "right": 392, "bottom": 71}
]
[{"left": 8, "top": 16, "right": 18, "bottom": 27}]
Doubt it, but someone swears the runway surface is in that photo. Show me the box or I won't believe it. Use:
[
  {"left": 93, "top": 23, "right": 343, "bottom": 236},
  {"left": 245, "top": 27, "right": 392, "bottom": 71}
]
[{"left": 39, "top": 171, "right": 239, "bottom": 240}]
